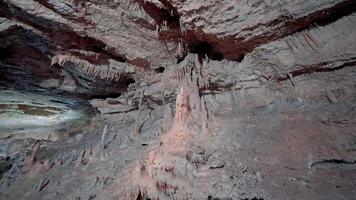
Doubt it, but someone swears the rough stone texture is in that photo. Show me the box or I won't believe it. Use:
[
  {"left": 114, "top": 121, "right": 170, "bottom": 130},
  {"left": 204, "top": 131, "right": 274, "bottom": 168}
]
[
  {"left": 0, "top": 0, "right": 356, "bottom": 199},
  {"left": 0, "top": 89, "right": 95, "bottom": 142}
]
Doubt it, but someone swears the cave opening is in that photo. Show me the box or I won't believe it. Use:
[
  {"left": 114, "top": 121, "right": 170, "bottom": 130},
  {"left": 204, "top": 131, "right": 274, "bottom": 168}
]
[{"left": 188, "top": 41, "right": 224, "bottom": 61}]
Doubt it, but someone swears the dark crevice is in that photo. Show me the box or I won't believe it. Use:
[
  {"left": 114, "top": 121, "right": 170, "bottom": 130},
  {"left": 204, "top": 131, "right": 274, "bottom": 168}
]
[
  {"left": 199, "top": 83, "right": 235, "bottom": 95},
  {"left": 104, "top": 108, "right": 138, "bottom": 115},
  {"left": 0, "top": 26, "right": 60, "bottom": 90},
  {"left": 310, "top": 159, "right": 356, "bottom": 169},
  {"left": 0, "top": 47, "right": 10, "bottom": 60},
  {"left": 0, "top": 157, "right": 13, "bottom": 180},
  {"left": 135, "top": 0, "right": 180, "bottom": 29},
  {"left": 158, "top": 0, "right": 356, "bottom": 62},
  {"left": 154, "top": 66, "right": 165, "bottom": 73},
  {"left": 236, "top": 53, "right": 245, "bottom": 62},
  {"left": 124, "top": 77, "right": 136, "bottom": 86},
  {"left": 0, "top": 25, "right": 53, "bottom": 55},
  {"left": 236, "top": 0, "right": 356, "bottom": 59},
  {"left": 176, "top": 55, "right": 186, "bottom": 64},
  {"left": 188, "top": 42, "right": 224, "bottom": 61},
  {"left": 157, "top": 0, "right": 179, "bottom": 17},
  {"left": 0, "top": 24, "right": 135, "bottom": 99},
  {"left": 276, "top": 59, "right": 356, "bottom": 82},
  {"left": 0, "top": 1, "right": 127, "bottom": 65},
  {"left": 296, "top": 0, "right": 356, "bottom": 29}
]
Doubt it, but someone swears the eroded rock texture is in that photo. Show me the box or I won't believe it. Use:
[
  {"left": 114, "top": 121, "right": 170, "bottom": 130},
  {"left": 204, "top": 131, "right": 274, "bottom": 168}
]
[{"left": 0, "top": 0, "right": 356, "bottom": 199}]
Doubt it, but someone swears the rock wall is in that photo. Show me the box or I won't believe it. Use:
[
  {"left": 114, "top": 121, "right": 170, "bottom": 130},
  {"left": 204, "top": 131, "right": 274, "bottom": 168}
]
[{"left": 0, "top": 0, "right": 356, "bottom": 199}]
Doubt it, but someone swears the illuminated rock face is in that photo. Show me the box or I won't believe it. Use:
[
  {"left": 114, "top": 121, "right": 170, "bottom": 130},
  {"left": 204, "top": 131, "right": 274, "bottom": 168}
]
[
  {"left": 174, "top": 86, "right": 191, "bottom": 125},
  {"left": 0, "top": 90, "right": 94, "bottom": 141},
  {"left": 0, "top": 0, "right": 356, "bottom": 200},
  {"left": 115, "top": 77, "right": 208, "bottom": 199}
]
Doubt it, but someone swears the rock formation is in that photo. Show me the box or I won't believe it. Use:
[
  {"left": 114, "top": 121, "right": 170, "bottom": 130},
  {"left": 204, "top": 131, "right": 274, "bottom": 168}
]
[{"left": 0, "top": 0, "right": 356, "bottom": 199}]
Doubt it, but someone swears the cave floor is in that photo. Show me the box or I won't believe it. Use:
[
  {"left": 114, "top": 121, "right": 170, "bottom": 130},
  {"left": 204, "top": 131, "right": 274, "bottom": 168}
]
[{"left": 0, "top": 94, "right": 355, "bottom": 200}]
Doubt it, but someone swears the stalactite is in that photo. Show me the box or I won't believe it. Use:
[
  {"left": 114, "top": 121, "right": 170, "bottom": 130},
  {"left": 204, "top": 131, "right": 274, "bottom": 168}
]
[
  {"left": 154, "top": 25, "right": 160, "bottom": 39},
  {"left": 174, "top": 86, "right": 191, "bottom": 125},
  {"left": 202, "top": 57, "right": 210, "bottom": 89},
  {"left": 162, "top": 21, "right": 168, "bottom": 30},
  {"left": 179, "top": 18, "right": 186, "bottom": 34},
  {"left": 177, "top": 40, "right": 184, "bottom": 57},
  {"left": 134, "top": 90, "right": 144, "bottom": 135},
  {"left": 51, "top": 55, "right": 121, "bottom": 82},
  {"left": 288, "top": 73, "right": 295, "bottom": 87}
]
